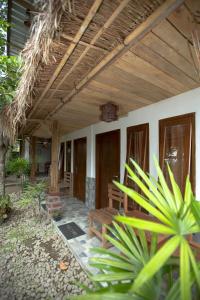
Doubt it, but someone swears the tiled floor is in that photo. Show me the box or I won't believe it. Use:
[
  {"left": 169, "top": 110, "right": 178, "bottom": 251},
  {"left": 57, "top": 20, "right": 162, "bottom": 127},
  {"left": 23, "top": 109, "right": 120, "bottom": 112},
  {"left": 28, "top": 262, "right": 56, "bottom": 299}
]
[{"left": 53, "top": 197, "right": 103, "bottom": 274}]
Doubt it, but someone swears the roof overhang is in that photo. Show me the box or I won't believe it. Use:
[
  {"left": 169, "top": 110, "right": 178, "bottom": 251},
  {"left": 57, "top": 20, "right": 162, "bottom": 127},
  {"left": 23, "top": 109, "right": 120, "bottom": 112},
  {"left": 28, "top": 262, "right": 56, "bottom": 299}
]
[{"left": 10, "top": 0, "right": 200, "bottom": 138}]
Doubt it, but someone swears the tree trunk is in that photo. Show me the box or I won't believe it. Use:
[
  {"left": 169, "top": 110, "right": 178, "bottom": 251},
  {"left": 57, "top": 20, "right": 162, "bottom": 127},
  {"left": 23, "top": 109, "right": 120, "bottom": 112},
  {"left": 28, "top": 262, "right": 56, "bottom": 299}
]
[
  {"left": 0, "top": 134, "right": 7, "bottom": 197},
  {"left": 0, "top": 117, "right": 9, "bottom": 197}
]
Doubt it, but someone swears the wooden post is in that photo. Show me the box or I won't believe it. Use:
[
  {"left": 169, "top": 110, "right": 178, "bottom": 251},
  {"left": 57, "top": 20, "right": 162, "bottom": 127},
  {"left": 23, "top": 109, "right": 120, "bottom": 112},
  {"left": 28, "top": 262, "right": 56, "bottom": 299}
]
[
  {"left": 30, "top": 136, "right": 36, "bottom": 182},
  {"left": 20, "top": 139, "right": 25, "bottom": 158},
  {"left": 49, "top": 120, "right": 60, "bottom": 193}
]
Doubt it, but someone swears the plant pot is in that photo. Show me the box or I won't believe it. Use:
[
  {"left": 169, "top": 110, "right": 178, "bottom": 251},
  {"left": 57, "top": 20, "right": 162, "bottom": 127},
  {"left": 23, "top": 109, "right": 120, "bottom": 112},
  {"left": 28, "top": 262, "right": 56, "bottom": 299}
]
[{"left": 53, "top": 215, "right": 62, "bottom": 222}]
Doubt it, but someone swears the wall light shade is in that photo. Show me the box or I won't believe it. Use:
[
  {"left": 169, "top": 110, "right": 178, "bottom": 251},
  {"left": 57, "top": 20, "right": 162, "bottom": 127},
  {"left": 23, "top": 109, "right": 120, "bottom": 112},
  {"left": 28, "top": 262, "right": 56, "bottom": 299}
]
[{"left": 100, "top": 102, "right": 118, "bottom": 122}]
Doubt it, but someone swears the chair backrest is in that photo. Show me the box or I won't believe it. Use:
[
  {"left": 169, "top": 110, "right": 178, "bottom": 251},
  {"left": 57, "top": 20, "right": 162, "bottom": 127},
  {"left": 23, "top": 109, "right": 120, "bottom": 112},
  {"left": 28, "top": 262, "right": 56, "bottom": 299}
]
[
  {"left": 108, "top": 183, "right": 127, "bottom": 211},
  {"left": 64, "top": 172, "right": 73, "bottom": 196},
  {"left": 64, "top": 172, "right": 72, "bottom": 187}
]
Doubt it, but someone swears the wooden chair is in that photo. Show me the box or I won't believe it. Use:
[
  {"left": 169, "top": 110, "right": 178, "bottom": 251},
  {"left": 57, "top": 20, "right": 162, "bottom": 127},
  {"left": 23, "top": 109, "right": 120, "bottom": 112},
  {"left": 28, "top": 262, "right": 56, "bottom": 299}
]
[
  {"left": 61, "top": 172, "right": 73, "bottom": 196},
  {"left": 88, "top": 183, "right": 126, "bottom": 248}
]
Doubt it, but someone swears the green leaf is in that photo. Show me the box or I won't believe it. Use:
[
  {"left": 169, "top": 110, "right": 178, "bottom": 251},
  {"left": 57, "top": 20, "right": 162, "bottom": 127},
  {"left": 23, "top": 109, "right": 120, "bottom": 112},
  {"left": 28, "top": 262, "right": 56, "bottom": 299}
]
[
  {"left": 90, "top": 257, "right": 135, "bottom": 272},
  {"left": 132, "top": 235, "right": 181, "bottom": 293},
  {"left": 187, "top": 243, "right": 200, "bottom": 291},
  {"left": 129, "top": 159, "right": 173, "bottom": 218},
  {"left": 104, "top": 233, "right": 140, "bottom": 265},
  {"left": 112, "top": 222, "right": 143, "bottom": 262},
  {"left": 153, "top": 157, "right": 177, "bottom": 212},
  {"left": 167, "top": 164, "right": 183, "bottom": 212},
  {"left": 115, "top": 215, "right": 175, "bottom": 235},
  {"left": 114, "top": 180, "right": 172, "bottom": 227},
  {"left": 90, "top": 247, "right": 133, "bottom": 264},
  {"left": 90, "top": 272, "right": 136, "bottom": 282},
  {"left": 180, "top": 239, "right": 191, "bottom": 300}
]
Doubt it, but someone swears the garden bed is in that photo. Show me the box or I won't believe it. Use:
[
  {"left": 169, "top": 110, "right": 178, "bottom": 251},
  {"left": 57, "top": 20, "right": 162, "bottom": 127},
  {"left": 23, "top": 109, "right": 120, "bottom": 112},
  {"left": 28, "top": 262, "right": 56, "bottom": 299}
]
[{"left": 0, "top": 193, "right": 91, "bottom": 300}]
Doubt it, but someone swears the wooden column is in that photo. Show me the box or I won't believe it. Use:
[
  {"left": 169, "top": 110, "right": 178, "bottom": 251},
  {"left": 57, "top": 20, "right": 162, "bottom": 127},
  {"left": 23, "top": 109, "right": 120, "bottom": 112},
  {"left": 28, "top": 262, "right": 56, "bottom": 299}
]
[
  {"left": 49, "top": 120, "right": 60, "bottom": 193},
  {"left": 30, "top": 136, "right": 36, "bottom": 182},
  {"left": 20, "top": 139, "right": 25, "bottom": 158}
]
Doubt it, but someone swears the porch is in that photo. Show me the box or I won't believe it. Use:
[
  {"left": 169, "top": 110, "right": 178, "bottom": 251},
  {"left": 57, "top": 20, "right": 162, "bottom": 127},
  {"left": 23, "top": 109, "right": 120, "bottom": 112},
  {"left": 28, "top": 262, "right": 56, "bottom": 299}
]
[{"left": 49, "top": 196, "right": 101, "bottom": 273}]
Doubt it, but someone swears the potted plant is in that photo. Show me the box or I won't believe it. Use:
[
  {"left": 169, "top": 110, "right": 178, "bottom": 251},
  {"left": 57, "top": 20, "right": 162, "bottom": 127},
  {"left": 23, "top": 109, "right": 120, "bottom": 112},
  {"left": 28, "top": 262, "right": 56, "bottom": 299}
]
[
  {"left": 6, "top": 158, "right": 30, "bottom": 190},
  {"left": 52, "top": 210, "right": 62, "bottom": 222}
]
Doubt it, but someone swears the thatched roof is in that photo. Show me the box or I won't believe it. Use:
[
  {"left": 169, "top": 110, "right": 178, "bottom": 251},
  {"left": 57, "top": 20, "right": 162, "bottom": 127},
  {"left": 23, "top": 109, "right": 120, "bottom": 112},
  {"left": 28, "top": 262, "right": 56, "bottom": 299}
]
[
  {"left": 5, "top": 0, "right": 200, "bottom": 139},
  {"left": 4, "top": 0, "right": 71, "bottom": 141}
]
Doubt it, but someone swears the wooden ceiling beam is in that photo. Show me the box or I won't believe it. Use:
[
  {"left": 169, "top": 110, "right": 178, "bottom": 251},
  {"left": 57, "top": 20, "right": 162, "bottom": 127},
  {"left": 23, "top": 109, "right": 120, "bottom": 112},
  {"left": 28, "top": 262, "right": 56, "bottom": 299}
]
[
  {"left": 48, "top": 0, "right": 131, "bottom": 101},
  {"left": 49, "top": 0, "right": 184, "bottom": 118},
  {"left": 28, "top": 0, "right": 103, "bottom": 118}
]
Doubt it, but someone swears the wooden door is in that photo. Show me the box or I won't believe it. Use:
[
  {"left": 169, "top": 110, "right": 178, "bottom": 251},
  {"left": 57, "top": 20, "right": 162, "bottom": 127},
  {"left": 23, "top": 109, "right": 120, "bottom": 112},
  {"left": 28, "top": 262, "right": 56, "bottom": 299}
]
[
  {"left": 73, "top": 137, "right": 86, "bottom": 201},
  {"left": 96, "top": 129, "right": 120, "bottom": 209},
  {"left": 66, "top": 141, "right": 71, "bottom": 172},
  {"left": 159, "top": 113, "right": 195, "bottom": 193},
  {"left": 125, "top": 123, "right": 149, "bottom": 210}
]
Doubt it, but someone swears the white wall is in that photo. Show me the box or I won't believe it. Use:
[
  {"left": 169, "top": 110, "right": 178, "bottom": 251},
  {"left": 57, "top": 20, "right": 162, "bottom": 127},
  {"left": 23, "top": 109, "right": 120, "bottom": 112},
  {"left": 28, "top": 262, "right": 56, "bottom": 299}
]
[{"left": 61, "top": 87, "right": 200, "bottom": 198}]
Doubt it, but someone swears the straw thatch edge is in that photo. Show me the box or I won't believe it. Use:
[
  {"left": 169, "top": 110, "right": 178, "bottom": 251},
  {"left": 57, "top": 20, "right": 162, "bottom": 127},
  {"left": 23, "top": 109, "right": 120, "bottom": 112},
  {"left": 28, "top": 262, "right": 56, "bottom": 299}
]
[{"left": 3, "top": 0, "right": 71, "bottom": 143}]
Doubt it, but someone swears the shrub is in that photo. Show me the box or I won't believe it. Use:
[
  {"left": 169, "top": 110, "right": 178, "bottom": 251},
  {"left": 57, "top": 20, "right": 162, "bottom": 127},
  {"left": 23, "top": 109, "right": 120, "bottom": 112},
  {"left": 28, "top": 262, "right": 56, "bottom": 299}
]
[
  {"left": 73, "top": 158, "right": 200, "bottom": 300},
  {"left": 0, "top": 194, "right": 11, "bottom": 222},
  {"left": 6, "top": 158, "right": 30, "bottom": 189},
  {"left": 18, "top": 181, "right": 47, "bottom": 217}
]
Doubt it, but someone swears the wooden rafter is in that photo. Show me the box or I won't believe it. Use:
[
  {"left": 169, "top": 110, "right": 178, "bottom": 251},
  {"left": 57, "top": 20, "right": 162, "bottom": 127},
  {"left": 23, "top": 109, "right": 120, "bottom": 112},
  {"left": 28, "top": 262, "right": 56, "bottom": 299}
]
[
  {"left": 60, "top": 33, "right": 108, "bottom": 52},
  {"left": 48, "top": 0, "right": 131, "bottom": 101},
  {"left": 48, "top": 0, "right": 184, "bottom": 118},
  {"left": 28, "top": 0, "right": 103, "bottom": 118}
]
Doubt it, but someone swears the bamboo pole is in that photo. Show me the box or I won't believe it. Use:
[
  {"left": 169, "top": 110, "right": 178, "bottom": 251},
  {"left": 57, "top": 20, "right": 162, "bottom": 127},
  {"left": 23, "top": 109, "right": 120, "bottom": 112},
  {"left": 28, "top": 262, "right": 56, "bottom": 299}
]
[{"left": 28, "top": 0, "right": 103, "bottom": 118}]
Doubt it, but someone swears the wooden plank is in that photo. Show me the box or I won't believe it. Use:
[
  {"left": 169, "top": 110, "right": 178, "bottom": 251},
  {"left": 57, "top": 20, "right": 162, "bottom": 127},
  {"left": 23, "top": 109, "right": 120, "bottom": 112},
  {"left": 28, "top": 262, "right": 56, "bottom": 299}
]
[
  {"left": 29, "top": 0, "right": 103, "bottom": 117},
  {"left": 80, "top": 87, "right": 143, "bottom": 110},
  {"left": 89, "top": 80, "right": 153, "bottom": 105},
  {"left": 152, "top": 18, "right": 197, "bottom": 68},
  {"left": 117, "top": 51, "right": 187, "bottom": 94},
  {"left": 95, "top": 65, "right": 174, "bottom": 101},
  {"left": 131, "top": 42, "right": 198, "bottom": 89},
  {"left": 141, "top": 32, "right": 199, "bottom": 83},
  {"left": 167, "top": 4, "right": 194, "bottom": 42},
  {"left": 50, "top": 0, "right": 184, "bottom": 117},
  {"left": 185, "top": 0, "right": 200, "bottom": 15}
]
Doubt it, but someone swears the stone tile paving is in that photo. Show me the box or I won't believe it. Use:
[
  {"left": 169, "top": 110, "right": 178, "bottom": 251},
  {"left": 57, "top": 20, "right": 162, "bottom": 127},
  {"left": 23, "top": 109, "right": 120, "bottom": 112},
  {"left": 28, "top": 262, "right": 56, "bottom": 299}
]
[
  {"left": 52, "top": 197, "right": 118, "bottom": 275},
  {"left": 54, "top": 197, "right": 102, "bottom": 274},
  {"left": 0, "top": 194, "right": 91, "bottom": 300}
]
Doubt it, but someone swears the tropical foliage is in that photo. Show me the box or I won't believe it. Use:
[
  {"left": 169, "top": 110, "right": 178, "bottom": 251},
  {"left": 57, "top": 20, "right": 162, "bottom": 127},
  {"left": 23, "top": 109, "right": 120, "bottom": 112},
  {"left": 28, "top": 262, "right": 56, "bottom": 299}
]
[
  {"left": 0, "top": 194, "right": 11, "bottom": 222},
  {"left": 0, "top": 0, "right": 22, "bottom": 111},
  {"left": 18, "top": 180, "right": 47, "bottom": 217},
  {"left": 73, "top": 159, "right": 200, "bottom": 300}
]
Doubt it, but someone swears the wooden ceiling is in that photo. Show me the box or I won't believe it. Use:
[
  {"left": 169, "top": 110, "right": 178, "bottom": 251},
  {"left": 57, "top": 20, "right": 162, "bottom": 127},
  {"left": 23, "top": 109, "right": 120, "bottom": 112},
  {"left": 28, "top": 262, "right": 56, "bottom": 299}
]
[{"left": 23, "top": 0, "right": 200, "bottom": 137}]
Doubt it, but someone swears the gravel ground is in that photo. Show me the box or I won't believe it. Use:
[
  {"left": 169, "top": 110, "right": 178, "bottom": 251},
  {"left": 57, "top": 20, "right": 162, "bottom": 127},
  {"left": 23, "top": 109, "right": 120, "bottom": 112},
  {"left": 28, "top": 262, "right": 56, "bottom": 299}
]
[{"left": 0, "top": 194, "right": 91, "bottom": 300}]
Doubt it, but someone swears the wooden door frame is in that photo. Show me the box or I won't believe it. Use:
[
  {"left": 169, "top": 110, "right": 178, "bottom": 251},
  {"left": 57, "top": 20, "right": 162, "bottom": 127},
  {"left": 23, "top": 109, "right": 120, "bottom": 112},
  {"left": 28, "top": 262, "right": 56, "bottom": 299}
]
[
  {"left": 159, "top": 112, "right": 195, "bottom": 192},
  {"left": 73, "top": 137, "right": 87, "bottom": 201},
  {"left": 65, "top": 140, "right": 72, "bottom": 172},
  {"left": 95, "top": 129, "right": 120, "bottom": 209}
]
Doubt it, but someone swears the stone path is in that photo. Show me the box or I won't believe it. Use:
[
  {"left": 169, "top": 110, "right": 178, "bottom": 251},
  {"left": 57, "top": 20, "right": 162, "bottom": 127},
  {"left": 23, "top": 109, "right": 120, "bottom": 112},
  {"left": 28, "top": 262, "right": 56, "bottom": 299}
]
[{"left": 0, "top": 194, "right": 91, "bottom": 300}]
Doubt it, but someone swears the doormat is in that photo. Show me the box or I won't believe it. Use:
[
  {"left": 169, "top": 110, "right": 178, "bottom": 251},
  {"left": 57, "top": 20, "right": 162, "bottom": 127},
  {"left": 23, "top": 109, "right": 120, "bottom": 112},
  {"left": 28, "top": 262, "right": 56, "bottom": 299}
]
[{"left": 58, "top": 222, "right": 85, "bottom": 240}]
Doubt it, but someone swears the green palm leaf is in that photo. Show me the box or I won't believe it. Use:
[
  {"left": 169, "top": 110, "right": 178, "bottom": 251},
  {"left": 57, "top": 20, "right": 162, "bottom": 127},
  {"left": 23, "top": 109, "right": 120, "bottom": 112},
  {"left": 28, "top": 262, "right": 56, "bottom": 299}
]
[
  {"left": 132, "top": 236, "right": 181, "bottom": 293},
  {"left": 180, "top": 239, "right": 191, "bottom": 300},
  {"left": 115, "top": 215, "right": 175, "bottom": 235}
]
